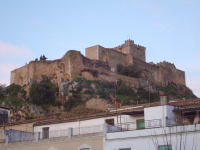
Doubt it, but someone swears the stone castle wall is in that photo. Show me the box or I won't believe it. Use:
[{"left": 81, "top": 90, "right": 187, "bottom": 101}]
[
  {"left": 85, "top": 45, "right": 98, "bottom": 60},
  {"left": 11, "top": 51, "right": 111, "bottom": 87},
  {"left": 10, "top": 40, "right": 186, "bottom": 89}
]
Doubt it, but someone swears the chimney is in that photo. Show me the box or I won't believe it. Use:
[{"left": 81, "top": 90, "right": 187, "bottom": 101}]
[{"left": 160, "top": 94, "right": 168, "bottom": 105}]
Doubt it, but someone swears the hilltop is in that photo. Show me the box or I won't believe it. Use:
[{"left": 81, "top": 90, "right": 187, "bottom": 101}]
[{"left": 0, "top": 40, "right": 197, "bottom": 121}]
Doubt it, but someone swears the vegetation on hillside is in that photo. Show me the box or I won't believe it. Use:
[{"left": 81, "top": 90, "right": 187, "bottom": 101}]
[
  {"left": 62, "top": 105, "right": 104, "bottom": 118},
  {"left": 159, "top": 82, "right": 196, "bottom": 99},
  {"left": 29, "top": 82, "right": 58, "bottom": 105},
  {"left": 71, "top": 76, "right": 160, "bottom": 106},
  {"left": 117, "top": 64, "right": 142, "bottom": 78},
  {"left": 0, "top": 83, "right": 27, "bottom": 108},
  {"left": 0, "top": 73, "right": 197, "bottom": 121}
]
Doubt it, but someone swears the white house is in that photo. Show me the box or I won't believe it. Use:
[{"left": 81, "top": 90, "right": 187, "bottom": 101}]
[{"left": 4, "top": 96, "right": 200, "bottom": 150}]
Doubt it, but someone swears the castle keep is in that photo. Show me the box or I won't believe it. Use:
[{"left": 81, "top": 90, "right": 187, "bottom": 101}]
[{"left": 11, "top": 40, "right": 185, "bottom": 89}]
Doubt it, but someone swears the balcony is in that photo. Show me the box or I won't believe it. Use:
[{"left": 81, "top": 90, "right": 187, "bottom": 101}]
[{"left": 107, "top": 119, "right": 162, "bottom": 133}]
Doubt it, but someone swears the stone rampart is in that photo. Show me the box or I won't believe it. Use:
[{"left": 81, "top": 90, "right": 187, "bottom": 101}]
[{"left": 10, "top": 40, "right": 186, "bottom": 89}]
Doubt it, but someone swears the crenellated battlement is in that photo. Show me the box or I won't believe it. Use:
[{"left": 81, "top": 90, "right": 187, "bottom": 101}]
[
  {"left": 157, "top": 61, "right": 176, "bottom": 69},
  {"left": 114, "top": 39, "right": 134, "bottom": 50}
]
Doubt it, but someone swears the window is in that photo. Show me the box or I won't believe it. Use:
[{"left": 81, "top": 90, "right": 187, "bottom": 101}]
[
  {"left": 158, "top": 145, "right": 172, "bottom": 150},
  {"left": 42, "top": 127, "right": 49, "bottom": 139},
  {"left": 119, "top": 148, "right": 131, "bottom": 150},
  {"left": 136, "top": 119, "right": 145, "bottom": 129},
  {"left": 105, "top": 118, "right": 114, "bottom": 126}
]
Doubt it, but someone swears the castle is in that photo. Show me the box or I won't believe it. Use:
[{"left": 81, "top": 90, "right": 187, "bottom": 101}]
[{"left": 10, "top": 40, "right": 185, "bottom": 89}]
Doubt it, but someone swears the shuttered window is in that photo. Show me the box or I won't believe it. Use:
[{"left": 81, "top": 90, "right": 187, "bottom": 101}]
[{"left": 136, "top": 119, "right": 145, "bottom": 129}]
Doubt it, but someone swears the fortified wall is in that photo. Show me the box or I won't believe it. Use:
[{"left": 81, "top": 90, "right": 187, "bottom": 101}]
[
  {"left": 11, "top": 40, "right": 185, "bottom": 90},
  {"left": 85, "top": 40, "right": 185, "bottom": 86},
  {"left": 11, "top": 51, "right": 110, "bottom": 87}
]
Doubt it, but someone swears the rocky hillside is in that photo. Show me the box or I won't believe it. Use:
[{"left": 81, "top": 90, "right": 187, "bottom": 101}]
[{"left": 0, "top": 74, "right": 197, "bottom": 122}]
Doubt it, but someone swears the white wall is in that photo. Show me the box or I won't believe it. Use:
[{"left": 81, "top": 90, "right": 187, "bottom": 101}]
[
  {"left": 34, "top": 114, "right": 144, "bottom": 138},
  {"left": 144, "top": 105, "right": 175, "bottom": 127},
  {"left": 104, "top": 124, "right": 200, "bottom": 150}
]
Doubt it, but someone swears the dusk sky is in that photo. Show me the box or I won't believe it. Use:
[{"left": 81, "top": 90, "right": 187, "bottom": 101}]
[{"left": 0, "top": 0, "right": 199, "bottom": 97}]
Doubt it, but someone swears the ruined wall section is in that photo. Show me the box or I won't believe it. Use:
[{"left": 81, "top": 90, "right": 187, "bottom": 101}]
[
  {"left": 171, "top": 69, "right": 185, "bottom": 85},
  {"left": 11, "top": 60, "right": 58, "bottom": 86},
  {"left": 85, "top": 45, "right": 98, "bottom": 60},
  {"left": 11, "top": 63, "right": 35, "bottom": 86},
  {"left": 156, "top": 61, "right": 185, "bottom": 86}
]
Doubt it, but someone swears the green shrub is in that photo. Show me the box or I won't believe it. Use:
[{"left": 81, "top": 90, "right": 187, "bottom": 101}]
[
  {"left": 7, "top": 84, "right": 26, "bottom": 96},
  {"left": 91, "top": 70, "right": 98, "bottom": 77},
  {"left": 73, "top": 77, "right": 83, "bottom": 83},
  {"left": 117, "top": 83, "right": 134, "bottom": 96},
  {"left": 137, "top": 86, "right": 149, "bottom": 100},
  {"left": 45, "top": 81, "right": 53, "bottom": 86},
  {"left": 84, "top": 90, "right": 94, "bottom": 95},
  {"left": 41, "top": 75, "right": 48, "bottom": 79},
  {"left": 117, "top": 64, "right": 124, "bottom": 73},
  {"left": 64, "top": 96, "right": 83, "bottom": 111},
  {"left": 25, "top": 116, "right": 36, "bottom": 120},
  {"left": 102, "top": 80, "right": 114, "bottom": 89},
  {"left": 54, "top": 101, "right": 62, "bottom": 107},
  {"left": 117, "top": 64, "right": 141, "bottom": 78},
  {"left": 29, "top": 82, "right": 56, "bottom": 105}
]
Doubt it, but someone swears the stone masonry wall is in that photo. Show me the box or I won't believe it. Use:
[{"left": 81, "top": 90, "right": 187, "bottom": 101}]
[
  {"left": 11, "top": 41, "right": 186, "bottom": 90},
  {"left": 85, "top": 45, "right": 98, "bottom": 60},
  {"left": 86, "top": 98, "right": 108, "bottom": 111}
]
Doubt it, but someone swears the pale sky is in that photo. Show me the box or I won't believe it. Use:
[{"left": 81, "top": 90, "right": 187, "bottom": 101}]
[{"left": 0, "top": 0, "right": 199, "bottom": 97}]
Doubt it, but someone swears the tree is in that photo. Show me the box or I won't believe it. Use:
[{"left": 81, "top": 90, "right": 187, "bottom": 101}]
[
  {"left": 43, "top": 55, "right": 47, "bottom": 60},
  {"left": 0, "top": 84, "right": 6, "bottom": 99},
  {"left": 29, "top": 82, "right": 56, "bottom": 105}
]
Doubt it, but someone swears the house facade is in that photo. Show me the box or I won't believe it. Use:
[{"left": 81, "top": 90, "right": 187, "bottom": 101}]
[{"left": 2, "top": 97, "right": 200, "bottom": 150}]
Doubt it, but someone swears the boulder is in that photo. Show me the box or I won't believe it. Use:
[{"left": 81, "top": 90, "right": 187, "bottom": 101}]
[
  {"left": 72, "top": 81, "right": 81, "bottom": 91},
  {"left": 60, "top": 77, "right": 64, "bottom": 83},
  {"left": 51, "top": 78, "right": 58, "bottom": 86},
  {"left": 26, "top": 78, "right": 36, "bottom": 86},
  {"left": 59, "top": 81, "right": 70, "bottom": 92},
  {"left": 1, "top": 102, "right": 5, "bottom": 107},
  {"left": 81, "top": 88, "right": 93, "bottom": 94},
  {"left": 37, "top": 75, "right": 48, "bottom": 83},
  {"left": 91, "top": 83, "right": 98, "bottom": 92}
]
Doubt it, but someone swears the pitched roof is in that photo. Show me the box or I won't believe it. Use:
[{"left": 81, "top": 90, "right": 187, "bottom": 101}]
[{"left": 2, "top": 98, "right": 200, "bottom": 127}]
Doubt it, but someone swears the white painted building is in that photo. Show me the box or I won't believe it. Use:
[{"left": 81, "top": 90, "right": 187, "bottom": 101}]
[
  {"left": 4, "top": 97, "right": 200, "bottom": 150},
  {"left": 104, "top": 124, "right": 200, "bottom": 150},
  {"left": 34, "top": 113, "right": 144, "bottom": 139}
]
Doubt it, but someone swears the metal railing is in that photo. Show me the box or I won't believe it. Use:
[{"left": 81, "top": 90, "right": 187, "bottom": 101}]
[
  {"left": 107, "top": 119, "right": 162, "bottom": 133},
  {"left": 47, "top": 124, "right": 104, "bottom": 139},
  {"left": 49, "top": 129, "right": 68, "bottom": 138},
  {"left": 72, "top": 124, "right": 103, "bottom": 135}
]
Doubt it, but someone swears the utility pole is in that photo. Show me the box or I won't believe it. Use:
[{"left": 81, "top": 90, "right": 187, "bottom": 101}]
[
  {"left": 111, "top": 68, "right": 118, "bottom": 124},
  {"left": 147, "top": 80, "right": 150, "bottom": 106}
]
